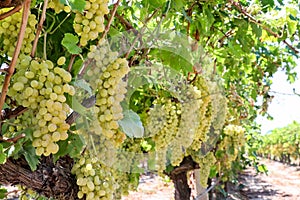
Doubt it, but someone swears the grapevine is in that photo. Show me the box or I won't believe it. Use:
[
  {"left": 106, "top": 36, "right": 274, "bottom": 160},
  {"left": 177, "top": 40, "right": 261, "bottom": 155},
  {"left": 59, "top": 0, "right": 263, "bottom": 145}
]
[{"left": 0, "top": 0, "right": 297, "bottom": 200}]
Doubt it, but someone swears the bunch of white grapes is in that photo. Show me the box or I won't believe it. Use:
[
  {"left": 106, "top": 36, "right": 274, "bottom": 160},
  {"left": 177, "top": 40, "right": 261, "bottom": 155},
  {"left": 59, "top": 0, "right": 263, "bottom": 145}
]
[
  {"left": 74, "top": 0, "right": 109, "bottom": 46},
  {"left": 0, "top": 10, "right": 37, "bottom": 57},
  {"left": 113, "top": 138, "right": 143, "bottom": 197},
  {"left": 217, "top": 124, "right": 245, "bottom": 169},
  {"left": 48, "top": 0, "right": 71, "bottom": 13},
  {"left": 192, "top": 152, "right": 216, "bottom": 187},
  {"left": 85, "top": 41, "right": 130, "bottom": 146},
  {"left": 166, "top": 83, "right": 203, "bottom": 166},
  {"left": 145, "top": 98, "right": 181, "bottom": 173},
  {"left": 72, "top": 151, "right": 118, "bottom": 200},
  {"left": 188, "top": 76, "right": 213, "bottom": 152},
  {"left": 8, "top": 55, "right": 75, "bottom": 156}
]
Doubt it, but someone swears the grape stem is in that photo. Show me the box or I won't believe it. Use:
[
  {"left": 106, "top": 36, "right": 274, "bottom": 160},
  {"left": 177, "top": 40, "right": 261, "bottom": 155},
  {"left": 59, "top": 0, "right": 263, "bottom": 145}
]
[
  {"left": 0, "top": 0, "right": 31, "bottom": 113},
  {"left": 0, "top": 106, "right": 28, "bottom": 121},
  {"left": 67, "top": 51, "right": 78, "bottom": 72},
  {"left": 0, "top": 4, "right": 22, "bottom": 20},
  {"left": 115, "top": 12, "right": 138, "bottom": 35},
  {"left": 0, "top": 133, "right": 25, "bottom": 143},
  {"left": 31, "top": 0, "right": 48, "bottom": 58},
  {"left": 100, "top": 0, "right": 121, "bottom": 40}
]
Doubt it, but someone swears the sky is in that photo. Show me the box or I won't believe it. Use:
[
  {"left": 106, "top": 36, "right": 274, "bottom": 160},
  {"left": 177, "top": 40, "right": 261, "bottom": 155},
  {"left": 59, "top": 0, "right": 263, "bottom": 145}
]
[{"left": 256, "top": 60, "right": 300, "bottom": 134}]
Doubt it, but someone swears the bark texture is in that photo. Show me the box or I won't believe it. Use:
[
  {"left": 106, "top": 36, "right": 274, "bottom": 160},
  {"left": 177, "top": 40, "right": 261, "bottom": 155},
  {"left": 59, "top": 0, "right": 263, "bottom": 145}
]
[
  {"left": 0, "top": 156, "right": 80, "bottom": 200},
  {"left": 169, "top": 156, "right": 199, "bottom": 200}
]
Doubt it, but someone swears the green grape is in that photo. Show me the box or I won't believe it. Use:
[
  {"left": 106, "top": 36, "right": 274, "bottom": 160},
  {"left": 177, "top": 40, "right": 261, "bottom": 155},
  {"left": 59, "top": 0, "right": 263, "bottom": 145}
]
[
  {"left": 73, "top": 0, "right": 109, "bottom": 46},
  {"left": 72, "top": 150, "right": 119, "bottom": 200},
  {"left": 47, "top": 0, "right": 71, "bottom": 13},
  {"left": 8, "top": 57, "right": 75, "bottom": 156},
  {"left": 216, "top": 124, "right": 245, "bottom": 171},
  {"left": 0, "top": 11, "right": 37, "bottom": 57},
  {"left": 83, "top": 40, "right": 129, "bottom": 146}
]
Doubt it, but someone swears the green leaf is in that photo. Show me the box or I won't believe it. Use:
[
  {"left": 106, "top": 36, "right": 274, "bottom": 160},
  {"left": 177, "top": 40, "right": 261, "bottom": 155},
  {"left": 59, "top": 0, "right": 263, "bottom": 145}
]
[
  {"left": 251, "top": 23, "right": 262, "bottom": 38},
  {"left": 54, "top": 133, "right": 85, "bottom": 161},
  {"left": 60, "top": 0, "right": 86, "bottom": 12},
  {"left": 0, "top": 188, "right": 7, "bottom": 199},
  {"left": 71, "top": 58, "right": 83, "bottom": 77},
  {"left": 287, "top": 20, "right": 297, "bottom": 37},
  {"left": 0, "top": 144, "right": 7, "bottom": 164},
  {"left": 209, "top": 165, "right": 218, "bottom": 178},
  {"left": 1, "top": 123, "right": 8, "bottom": 135},
  {"left": 66, "top": 94, "right": 88, "bottom": 117},
  {"left": 260, "top": 0, "right": 274, "bottom": 7},
  {"left": 165, "top": 164, "right": 174, "bottom": 173},
  {"left": 118, "top": 110, "right": 144, "bottom": 138},
  {"left": 61, "top": 33, "right": 82, "bottom": 54},
  {"left": 23, "top": 145, "right": 40, "bottom": 171},
  {"left": 74, "top": 79, "right": 92, "bottom": 95}
]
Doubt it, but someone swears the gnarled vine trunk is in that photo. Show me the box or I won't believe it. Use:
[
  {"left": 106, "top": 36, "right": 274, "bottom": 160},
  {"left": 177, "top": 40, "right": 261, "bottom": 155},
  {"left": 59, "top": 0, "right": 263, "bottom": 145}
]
[
  {"left": 168, "top": 156, "right": 199, "bottom": 200},
  {"left": 0, "top": 156, "right": 79, "bottom": 200}
]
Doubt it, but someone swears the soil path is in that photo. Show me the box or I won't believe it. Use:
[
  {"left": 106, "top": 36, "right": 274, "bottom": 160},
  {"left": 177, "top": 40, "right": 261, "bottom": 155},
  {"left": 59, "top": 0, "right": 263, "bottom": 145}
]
[{"left": 230, "top": 158, "right": 300, "bottom": 200}]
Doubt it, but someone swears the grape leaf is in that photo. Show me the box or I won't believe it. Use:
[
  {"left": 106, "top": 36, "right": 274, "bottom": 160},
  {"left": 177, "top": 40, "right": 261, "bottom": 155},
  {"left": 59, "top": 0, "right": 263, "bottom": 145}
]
[
  {"left": 287, "top": 19, "right": 297, "bottom": 37},
  {"left": 22, "top": 145, "right": 40, "bottom": 171},
  {"left": 66, "top": 94, "right": 88, "bottom": 117},
  {"left": 61, "top": 33, "right": 82, "bottom": 54},
  {"left": 54, "top": 133, "right": 85, "bottom": 161},
  {"left": 71, "top": 58, "right": 83, "bottom": 77},
  {"left": 0, "top": 188, "right": 7, "bottom": 199},
  {"left": 74, "top": 79, "right": 92, "bottom": 95},
  {"left": 60, "top": 0, "right": 86, "bottom": 12},
  {"left": 118, "top": 110, "right": 144, "bottom": 138},
  {"left": 0, "top": 144, "right": 6, "bottom": 164}
]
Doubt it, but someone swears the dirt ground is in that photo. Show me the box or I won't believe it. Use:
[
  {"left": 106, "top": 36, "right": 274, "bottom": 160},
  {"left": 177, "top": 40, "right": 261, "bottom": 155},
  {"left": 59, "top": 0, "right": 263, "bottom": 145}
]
[
  {"left": 123, "top": 159, "right": 300, "bottom": 200},
  {"left": 228, "top": 159, "right": 300, "bottom": 200}
]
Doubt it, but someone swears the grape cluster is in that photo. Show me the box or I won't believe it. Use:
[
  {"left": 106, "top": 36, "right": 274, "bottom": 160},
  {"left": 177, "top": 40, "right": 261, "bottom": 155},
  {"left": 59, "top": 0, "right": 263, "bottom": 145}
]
[
  {"left": 146, "top": 98, "right": 180, "bottom": 148},
  {"left": 217, "top": 124, "right": 245, "bottom": 169},
  {"left": 191, "top": 152, "right": 216, "bottom": 187},
  {"left": 145, "top": 98, "right": 181, "bottom": 173},
  {"left": 72, "top": 151, "right": 118, "bottom": 200},
  {"left": 188, "top": 76, "right": 213, "bottom": 152},
  {"left": 48, "top": 0, "right": 71, "bottom": 13},
  {"left": 8, "top": 55, "right": 75, "bottom": 156},
  {"left": 208, "top": 81, "right": 227, "bottom": 133},
  {"left": 85, "top": 41, "right": 129, "bottom": 146},
  {"left": 167, "top": 84, "right": 203, "bottom": 166},
  {"left": 0, "top": 10, "right": 37, "bottom": 57},
  {"left": 74, "top": 0, "right": 109, "bottom": 46},
  {"left": 114, "top": 139, "right": 143, "bottom": 197}
]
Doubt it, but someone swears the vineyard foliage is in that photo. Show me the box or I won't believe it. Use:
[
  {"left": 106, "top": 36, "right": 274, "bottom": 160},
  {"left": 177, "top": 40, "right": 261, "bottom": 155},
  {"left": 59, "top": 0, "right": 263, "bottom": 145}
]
[
  {"left": 0, "top": 0, "right": 299, "bottom": 199},
  {"left": 258, "top": 121, "right": 300, "bottom": 164}
]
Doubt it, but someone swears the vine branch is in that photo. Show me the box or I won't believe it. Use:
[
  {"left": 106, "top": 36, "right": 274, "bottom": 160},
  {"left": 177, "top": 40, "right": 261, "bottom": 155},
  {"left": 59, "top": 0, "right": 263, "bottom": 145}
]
[
  {"left": 31, "top": 0, "right": 48, "bottom": 57},
  {"left": 115, "top": 13, "right": 138, "bottom": 35},
  {"left": 0, "top": 106, "right": 28, "bottom": 121},
  {"left": 0, "top": 156, "right": 79, "bottom": 199},
  {"left": 101, "top": 0, "right": 121, "bottom": 40},
  {"left": 124, "top": 9, "right": 159, "bottom": 59},
  {"left": 0, "top": 0, "right": 31, "bottom": 113},
  {"left": 0, "top": 4, "right": 22, "bottom": 20},
  {"left": 0, "top": 133, "right": 25, "bottom": 143}
]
